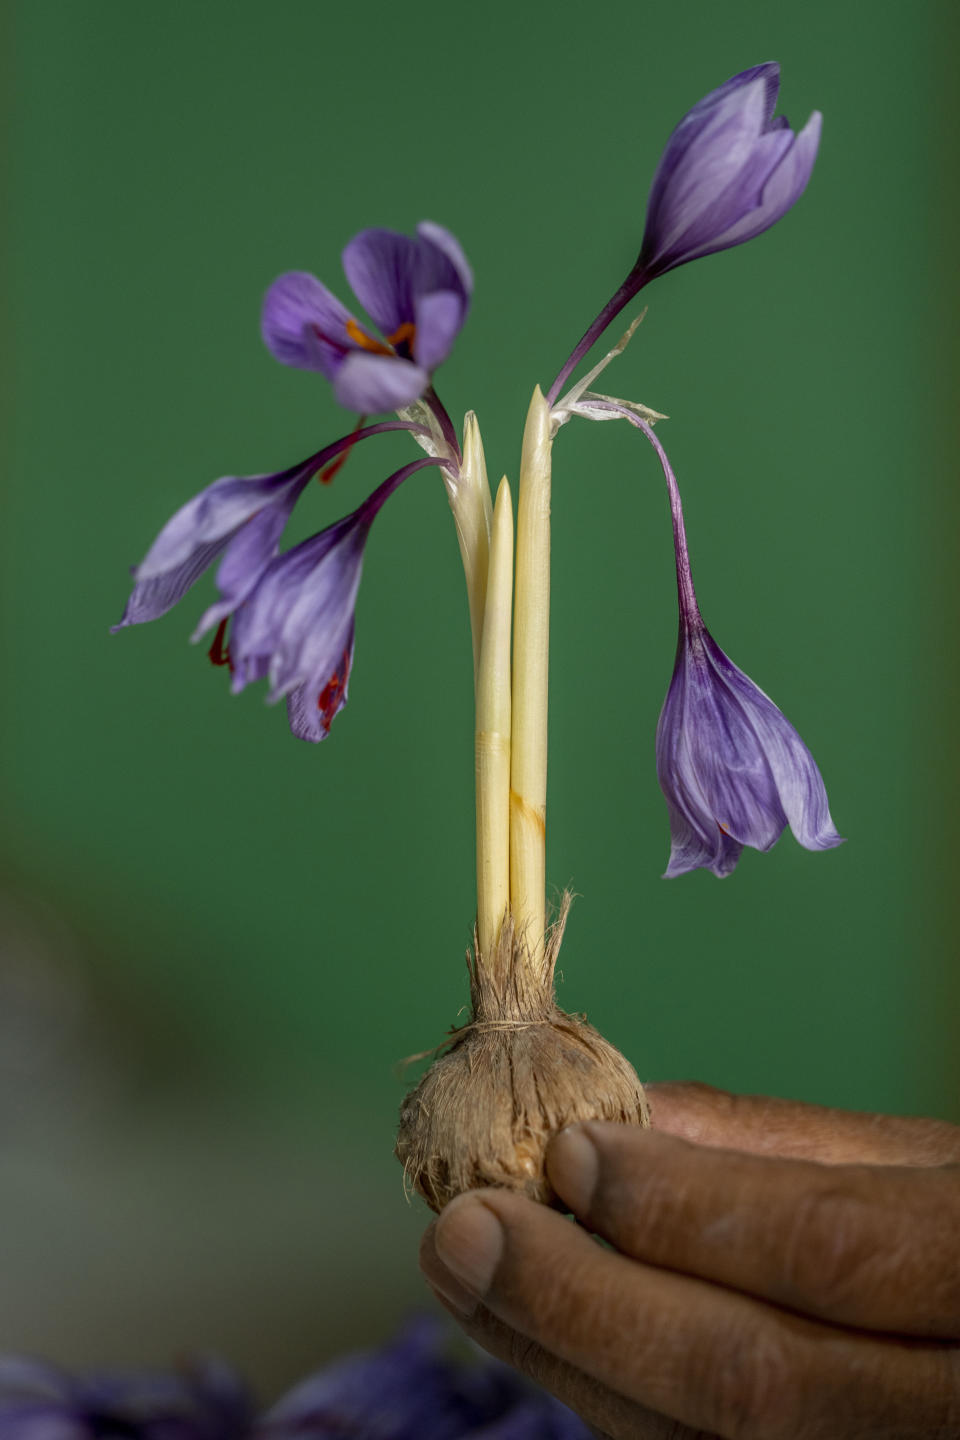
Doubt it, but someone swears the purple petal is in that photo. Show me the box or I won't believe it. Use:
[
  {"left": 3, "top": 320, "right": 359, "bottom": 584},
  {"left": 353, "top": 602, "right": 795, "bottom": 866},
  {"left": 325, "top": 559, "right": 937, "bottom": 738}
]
[
  {"left": 637, "top": 63, "right": 820, "bottom": 280},
  {"left": 416, "top": 221, "right": 474, "bottom": 297},
  {"left": 657, "top": 620, "right": 843, "bottom": 877},
  {"left": 285, "top": 628, "right": 354, "bottom": 742},
  {"left": 342, "top": 228, "right": 422, "bottom": 337},
  {"left": 112, "top": 463, "right": 314, "bottom": 630},
  {"left": 264, "top": 529, "right": 368, "bottom": 705},
  {"left": 190, "top": 501, "right": 297, "bottom": 641},
  {"left": 261, "top": 271, "right": 357, "bottom": 374},
  {"left": 413, "top": 290, "right": 467, "bottom": 370},
  {"left": 228, "top": 456, "right": 439, "bottom": 741},
  {"left": 701, "top": 630, "right": 843, "bottom": 851},
  {"left": 341, "top": 225, "right": 471, "bottom": 341},
  {"left": 659, "top": 124, "right": 794, "bottom": 266},
  {"left": 700, "top": 110, "right": 822, "bottom": 255},
  {"left": 228, "top": 513, "right": 361, "bottom": 696},
  {"left": 644, "top": 69, "right": 775, "bottom": 258},
  {"left": 333, "top": 351, "right": 428, "bottom": 412},
  {"left": 585, "top": 400, "right": 842, "bottom": 878}
]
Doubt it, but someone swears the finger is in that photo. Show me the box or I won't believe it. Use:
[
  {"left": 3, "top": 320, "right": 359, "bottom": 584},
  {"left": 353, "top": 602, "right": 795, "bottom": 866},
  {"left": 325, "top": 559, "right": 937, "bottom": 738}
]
[
  {"left": 546, "top": 1123, "right": 960, "bottom": 1337},
  {"left": 430, "top": 1187, "right": 960, "bottom": 1440},
  {"left": 646, "top": 1082, "right": 960, "bottom": 1166},
  {"left": 420, "top": 1224, "right": 719, "bottom": 1440}
]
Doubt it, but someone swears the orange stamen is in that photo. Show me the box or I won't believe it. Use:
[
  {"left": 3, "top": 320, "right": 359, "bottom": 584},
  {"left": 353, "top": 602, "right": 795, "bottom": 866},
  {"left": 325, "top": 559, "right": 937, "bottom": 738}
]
[
  {"left": 387, "top": 321, "right": 417, "bottom": 349},
  {"left": 345, "top": 318, "right": 393, "bottom": 355}
]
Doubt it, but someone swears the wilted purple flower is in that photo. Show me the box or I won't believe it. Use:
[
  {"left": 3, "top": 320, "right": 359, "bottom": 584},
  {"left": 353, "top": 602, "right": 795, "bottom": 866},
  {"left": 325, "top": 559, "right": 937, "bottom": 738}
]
[
  {"left": 547, "top": 63, "right": 820, "bottom": 404},
  {"left": 650, "top": 424, "right": 842, "bottom": 877},
  {"left": 575, "top": 398, "right": 843, "bottom": 878},
  {"left": 0, "top": 1354, "right": 251, "bottom": 1440},
  {"left": 113, "top": 421, "right": 442, "bottom": 742},
  {"left": 635, "top": 62, "right": 822, "bottom": 283},
  {"left": 228, "top": 457, "right": 436, "bottom": 742},
  {"left": 257, "top": 1316, "right": 588, "bottom": 1440},
  {"left": 112, "top": 423, "right": 425, "bottom": 636},
  {"left": 262, "top": 223, "right": 472, "bottom": 413}
]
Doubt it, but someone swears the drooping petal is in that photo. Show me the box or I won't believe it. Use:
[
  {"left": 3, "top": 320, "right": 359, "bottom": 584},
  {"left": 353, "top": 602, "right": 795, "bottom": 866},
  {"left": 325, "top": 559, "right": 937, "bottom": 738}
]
[
  {"left": 228, "top": 514, "right": 358, "bottom": 696},
  {"left": 190, "top": 500, "right": 299, "bottom": 641},
  {"left": 261, "top": 271, "right": 360, "bottom": 374},
  {"left": 574, "top": 397, "right": 842, "bottom": 877},
  {"left": 113, "top": 423, "right": 427, "bottom": 636},
  {"left": 656, "top": 621, "right": 843, "bottom": 877},
  {"left": 333, "top": 350, "right": 429, "bottom": 412},
  {"left": 111, "top": 461, "right": 315, "bottom": 630},
  {"left": 229, "top": 457, "right": 440, "bottom": 741},
  {"left": 700, "top": 628, "right": 843, "bottom": 851},
  {"left": 285, "top": 628, "right": 354, "bottom": 742}
]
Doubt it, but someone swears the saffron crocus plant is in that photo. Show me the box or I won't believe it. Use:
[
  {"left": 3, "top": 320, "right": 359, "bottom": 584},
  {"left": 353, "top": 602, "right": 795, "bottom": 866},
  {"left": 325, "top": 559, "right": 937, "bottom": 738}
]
[{"left": 115, "top": 64, "right": 841, "bottom": 1210}]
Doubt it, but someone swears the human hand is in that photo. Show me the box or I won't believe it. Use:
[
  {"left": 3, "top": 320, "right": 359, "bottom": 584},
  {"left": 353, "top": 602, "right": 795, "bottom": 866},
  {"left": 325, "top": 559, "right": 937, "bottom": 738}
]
[{"left": 419, "top": 1083, "right": 960, "bottom": 1439}]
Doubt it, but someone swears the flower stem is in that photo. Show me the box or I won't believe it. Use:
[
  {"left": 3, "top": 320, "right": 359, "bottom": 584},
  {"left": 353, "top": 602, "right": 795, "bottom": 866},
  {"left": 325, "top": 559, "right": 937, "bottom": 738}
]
[
  {"left": 424, "top": 385, "right": 463, "bottom": 465},
  {"left": 510, "top": 387, "right": 552, "bottom": 967},
  {"left": 475, "top": 476, "right": 514, "bottom": 963},
  {"left": 545, "top": 268, "right": 645, "bottom": 406}
]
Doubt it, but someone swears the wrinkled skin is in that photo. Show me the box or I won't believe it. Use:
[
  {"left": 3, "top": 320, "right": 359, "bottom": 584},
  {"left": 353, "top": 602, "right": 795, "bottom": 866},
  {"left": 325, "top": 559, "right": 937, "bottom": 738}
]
[{"left": 420, "top": 1082, "right": 960, "bottom": 1439}]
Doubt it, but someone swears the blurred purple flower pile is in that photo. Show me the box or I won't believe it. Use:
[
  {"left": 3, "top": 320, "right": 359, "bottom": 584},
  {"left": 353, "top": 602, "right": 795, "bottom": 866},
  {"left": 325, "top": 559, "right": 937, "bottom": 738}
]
[{"left": 0, "top": 1320, "right": 588, "bottom": 1440}]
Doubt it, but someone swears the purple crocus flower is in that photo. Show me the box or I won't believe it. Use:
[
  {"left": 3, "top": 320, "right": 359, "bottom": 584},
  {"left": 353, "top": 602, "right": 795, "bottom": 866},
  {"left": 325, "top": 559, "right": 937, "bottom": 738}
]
[
  {"left": 648, "top": 422, "right": 842, "bottom": 877},
  {"left": 113, "top": 423, "right": 442, "bottom": 742},
  {"left": 0, "top": 1354, "right": 251, "bottom": 1440},
  {"left": 635, "top": 62, "right": 822, "bottom": 283},
  {"left": 257, "top": 1316, "right": 588, "bottom": 1440},
  {"left": 228, "top": 457, "right": 436, "bottom": 742},
  {"left": 262, "top": 223, "right": 472, "bottom": 413},
  {"left": 575, "top": 398, "right": 843, "bottom": 878},
  {"left": 547, "top": 63, "right": 820, "bottom": 404}
]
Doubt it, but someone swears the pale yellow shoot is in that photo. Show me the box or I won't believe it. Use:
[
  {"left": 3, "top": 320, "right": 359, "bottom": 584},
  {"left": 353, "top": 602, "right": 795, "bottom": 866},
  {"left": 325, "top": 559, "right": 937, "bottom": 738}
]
[
  {"left": 475, "top": 476, "right": 514, "bottom": 963},
  {"left": 510, "top": 387, "right": 552, "bottom": 967},
  {"left": 453, "top": 412, "right": 494, "bottom": 687}
]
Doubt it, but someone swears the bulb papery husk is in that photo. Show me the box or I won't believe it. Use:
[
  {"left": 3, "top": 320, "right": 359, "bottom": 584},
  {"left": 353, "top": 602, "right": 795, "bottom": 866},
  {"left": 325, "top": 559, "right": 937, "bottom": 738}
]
[{"left": 396, "top": 896, "right": 649, "bottom": 1212}]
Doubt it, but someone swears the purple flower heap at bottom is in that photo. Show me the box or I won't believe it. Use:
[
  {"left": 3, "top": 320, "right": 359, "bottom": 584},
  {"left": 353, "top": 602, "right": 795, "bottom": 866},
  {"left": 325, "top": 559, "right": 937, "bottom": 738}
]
[{"left": 0, "top": 1319, "right": 588, "bottom": 1440}]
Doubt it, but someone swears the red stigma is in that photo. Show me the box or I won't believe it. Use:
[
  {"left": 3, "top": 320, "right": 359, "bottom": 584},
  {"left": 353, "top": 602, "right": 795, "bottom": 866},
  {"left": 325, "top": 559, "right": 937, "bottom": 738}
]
[
  {"left": 316, "top": 647, "right": 352, "bottom": 731},
  {"left": 208, "top": 617, "right": 233, "bottom": 672}
]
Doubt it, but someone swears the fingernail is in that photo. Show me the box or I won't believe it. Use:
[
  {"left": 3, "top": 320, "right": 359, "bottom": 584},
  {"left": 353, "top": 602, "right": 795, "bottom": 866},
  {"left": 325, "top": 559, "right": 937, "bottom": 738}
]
[
  {"left": 547, "top": 1124, "right": 598, "bottom": 1217},
  {"left": 434, "top": 1195, "right": 503, "bottom": 1297}
]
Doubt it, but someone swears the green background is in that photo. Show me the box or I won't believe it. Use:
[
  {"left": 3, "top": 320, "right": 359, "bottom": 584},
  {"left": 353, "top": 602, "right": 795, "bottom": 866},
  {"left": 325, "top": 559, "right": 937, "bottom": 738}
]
[{"left": 3, "top": 0, "right": 957, "bottom": 1402}]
